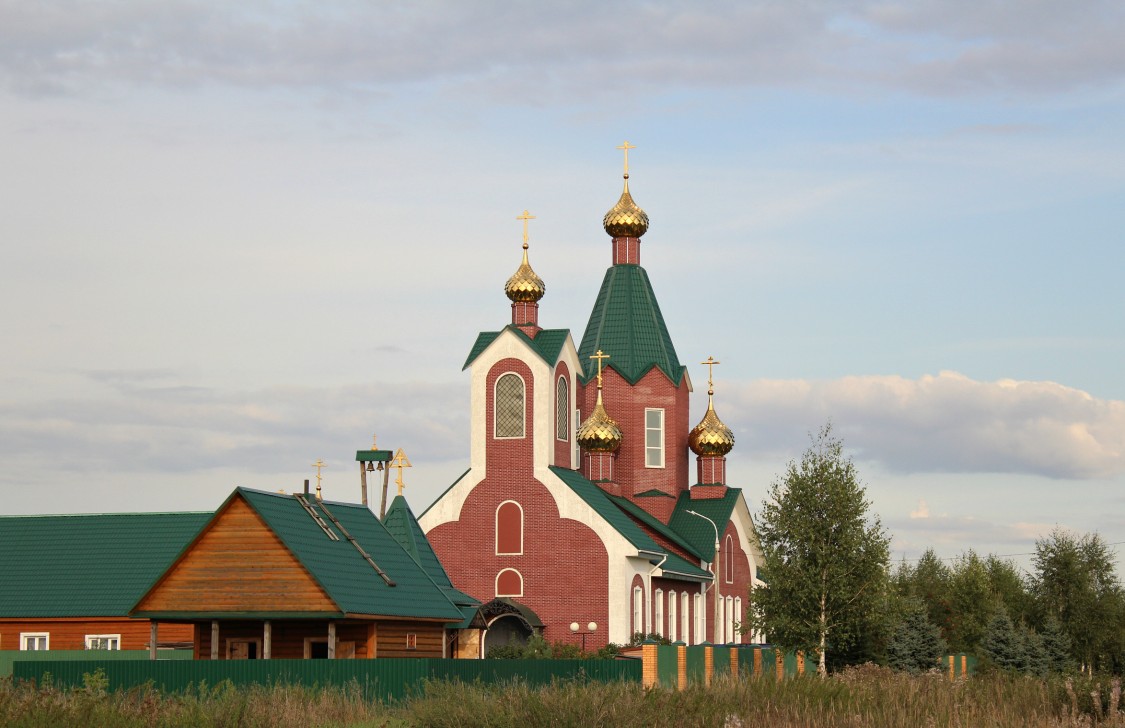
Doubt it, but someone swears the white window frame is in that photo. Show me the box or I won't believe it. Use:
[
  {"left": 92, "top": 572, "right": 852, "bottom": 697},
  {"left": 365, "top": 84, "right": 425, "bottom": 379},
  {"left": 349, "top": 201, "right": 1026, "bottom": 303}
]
[
  {"left": 495, "top": 500, "right": 524, "bottom": 556},
  {"left": 633, "top": 586, "right": 644, "bottom": 636},
  {"left": 495, "top": 568, "right": 524, "bottom": 598},
  {"left": 572, "top": 408, "right": 582, "bottom": 468},
  {"left": 681, "top": 592, "right": 690, "bottom": 645},
  {"left": 20, "top": 632, "right": 49, "bottom": 651},
  {"left": 726, "top": 596, "right": 735, "bottom": 644},
  {"left": 668, "top": 590, "right": 678, "bottom": 642},
  {"left": 644, "top": 408, "right": 665, "bottom": 468},
  {"left": 85, "top": 634, "right": 121, "bottom": 650},
  {"left": 734, "top": 597, "right": 743, "bottom": 644},
  {"left": 694, "top": 593, "right": 704, "bottom": 645},
  {"left": 653, "top": 589, "right": 664, "bottom": 637},
  {"left": 555, "top": 377, "right": 569, "bottom": 441},
  {"left": 724, "top": 534, "right": 735, "bottom": 584},
  {"left": 493, "top": 372, "right": 526, "bottom": 439}
]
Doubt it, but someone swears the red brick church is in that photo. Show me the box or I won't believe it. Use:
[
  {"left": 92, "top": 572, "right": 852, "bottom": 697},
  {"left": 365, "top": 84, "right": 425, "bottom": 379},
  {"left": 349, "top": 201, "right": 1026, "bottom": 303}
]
[{"left": 420, "top": 146, "right": 763, "bottom": 654}]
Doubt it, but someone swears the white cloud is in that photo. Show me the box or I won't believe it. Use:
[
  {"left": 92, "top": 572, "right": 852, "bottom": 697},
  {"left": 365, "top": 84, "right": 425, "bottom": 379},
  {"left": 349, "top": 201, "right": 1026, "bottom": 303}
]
[
  {"left": 727, "top": 371, "right": 1125, "bottom": 479},
  {"left": 909, "top": 498, "right": 930, "bottom": 519}
]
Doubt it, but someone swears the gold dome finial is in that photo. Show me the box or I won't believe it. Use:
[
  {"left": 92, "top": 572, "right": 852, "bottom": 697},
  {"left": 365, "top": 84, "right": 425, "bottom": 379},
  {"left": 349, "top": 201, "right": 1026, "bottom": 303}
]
[
  {"left": 577, "top": 350, "right": 623, "bottom": 453},
  {"left": 505, "top": 209, "right": 546, "bottom": 303},
  {"left": 603, "top": 141, "right": 649, "bottom": 238},
  {"left": 689, "top": 356, "right": 735, "bottom": 456}
]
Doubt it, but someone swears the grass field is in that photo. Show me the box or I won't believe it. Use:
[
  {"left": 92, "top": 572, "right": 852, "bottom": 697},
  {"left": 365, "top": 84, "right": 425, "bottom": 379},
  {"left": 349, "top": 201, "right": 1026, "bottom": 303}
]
[{"left": 1, "top": 664, "right": 1121, "bottom": 727}]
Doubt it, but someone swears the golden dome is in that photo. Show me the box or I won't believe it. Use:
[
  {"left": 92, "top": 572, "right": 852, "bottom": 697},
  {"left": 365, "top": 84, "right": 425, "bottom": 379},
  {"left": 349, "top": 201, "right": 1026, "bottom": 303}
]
[
  {"left": 603, "top": 175, "right": 649, "bottom": 238},
  {"left": 505, "top": 242, "right": 546, "bottom": 303},
  {"left": 688, "top": 395, "right": 735, "bottom": 456},
  {"left": 576, "top": 392, "right": 623, "bottom": 453}
]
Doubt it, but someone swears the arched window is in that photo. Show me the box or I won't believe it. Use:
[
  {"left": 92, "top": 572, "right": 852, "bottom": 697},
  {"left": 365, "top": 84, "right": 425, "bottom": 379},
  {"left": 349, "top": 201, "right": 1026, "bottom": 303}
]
[
  {"left": 668, "top": 590, "right": 678, "bottom": 642},
  {"left": 495, "top": 501, "right": 523, "bottom": 555},
  {"left": 555, "top": 377, "right": 569, "bottom": 441},
  {"left": 496, "top": 569, "right": 523, "bottom": 597},
  {"left": 494, "top": 373, "right": 525, "bottom": 438},
  {"left": 633, "top": 587, "right": 644, "bottom": 636},
  {"left": 724, "top": 534, "right": 734, "bottom": 584},
  {"left": 654, "top": 589, "right": 664, "bottom": 638}
]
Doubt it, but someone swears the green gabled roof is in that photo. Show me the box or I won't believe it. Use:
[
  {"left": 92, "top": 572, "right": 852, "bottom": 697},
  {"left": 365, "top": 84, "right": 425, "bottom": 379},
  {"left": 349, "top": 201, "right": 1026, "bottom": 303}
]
[
  {"left": 234, "top": 488, "right": 463, "bottom": 621},
  {"left": 658, "top": 552, "right": 713, "bottom": 581},
  {"left": 667, "top": 488, "right": 743, "bottom": 562},
  {"left": 578, "top": 265, "right": 686, "bottom": 385},
  {"left": 382, "top": 495, "right": 478, "bottom": 608},
  {"left": 463, "top": 326, "right": 572, "bottom": 370},
  {"left": 548, "top": 466, "right": 661, "bottom": 553},
  {"left": 0, "top": 511, "right": 211, "bottom": 618},
  {"left": 606, "top": 494, "right": 705, "bottom": 561}
]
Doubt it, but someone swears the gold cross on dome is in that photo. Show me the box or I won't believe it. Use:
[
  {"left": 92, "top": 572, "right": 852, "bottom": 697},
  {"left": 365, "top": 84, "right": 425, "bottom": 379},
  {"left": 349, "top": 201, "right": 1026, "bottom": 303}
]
[
  {"left": 590, "top": 349, "right": 610, "bottom": 389},
  {"left": 312, "top": 459, "right": 327, "bottom": 501},
  {"left": 516, "top": 209, "right": 536, "bottom": 249},
  {"left": 701, "top": 356, "right": 720, "bottom": 394},
  {"left": 616, "top": 141, "right": 636, "bottom": 175},
  {"left": 390, "top": 447, "right": 412, "bottom": 496}
]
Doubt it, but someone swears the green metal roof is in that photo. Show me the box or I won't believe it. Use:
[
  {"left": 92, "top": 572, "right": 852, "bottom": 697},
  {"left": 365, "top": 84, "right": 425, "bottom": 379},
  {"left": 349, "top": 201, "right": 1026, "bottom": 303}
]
[
  {"left": 463, "top": 326, "right": 572, "bottom": 370},
  {"left": 606, "top": 494, "right": 705, "bottom": 560},
  {"left": 356, "top": 449, "right": 393, "bottom": 462},
  {"left": 667, "top": 489, "right": 743, "bottom": 562},
  {"left": 577, "top": 264, "right": 686, "bottom": 385},
  {"left": 229, "top": 488, "right": 465, "bottom": 621},
  {"left": 382, "top": 495, "right": 478, "bottom": 608},
  {"left": 0, "top": 512, "right": 210, "bottom": 618}
]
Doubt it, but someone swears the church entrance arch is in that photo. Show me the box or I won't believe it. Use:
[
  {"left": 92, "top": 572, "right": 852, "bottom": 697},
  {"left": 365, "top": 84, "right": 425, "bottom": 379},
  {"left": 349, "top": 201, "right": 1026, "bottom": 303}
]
[{"left": 477, "top": 597, "right": 543, "bottom": 655}]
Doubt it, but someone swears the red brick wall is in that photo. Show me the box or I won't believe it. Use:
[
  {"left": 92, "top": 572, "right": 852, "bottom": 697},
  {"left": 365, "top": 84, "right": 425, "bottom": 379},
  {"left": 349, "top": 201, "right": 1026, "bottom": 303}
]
[
  {"left": 705, "top": 520, "right": 753, "bottom": 644},
  {"left": 612, "top": 237, "right": 642, "bottom": 265}
]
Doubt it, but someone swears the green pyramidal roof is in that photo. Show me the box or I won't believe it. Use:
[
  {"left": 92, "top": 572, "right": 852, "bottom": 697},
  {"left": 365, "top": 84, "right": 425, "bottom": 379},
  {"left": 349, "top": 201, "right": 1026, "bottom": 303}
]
[
  {"left": 0, "top": 511, "right": 211, "bottom": 618},
  {"left": 383, "top": 495, "right": 478, "bottom": 608},
  {"left": 578, "top": 264, "right": 685, "bottom": 384}
]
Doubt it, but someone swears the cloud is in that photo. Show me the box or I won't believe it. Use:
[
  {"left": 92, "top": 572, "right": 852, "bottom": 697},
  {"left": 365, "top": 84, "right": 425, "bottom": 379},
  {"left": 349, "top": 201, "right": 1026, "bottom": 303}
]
[
  {"left": 727, "top": 371, "right": 1125, "bottom": 479},
  {"left": 909, "top": 499, "right": 930, "bottom": 519},
  {"left": 1, "top": 1, "right": 1121, "bottom": 101}
]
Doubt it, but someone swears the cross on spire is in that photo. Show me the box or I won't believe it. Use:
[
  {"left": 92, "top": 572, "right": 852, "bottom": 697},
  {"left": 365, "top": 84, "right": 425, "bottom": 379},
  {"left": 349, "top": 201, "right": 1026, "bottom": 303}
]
[
  {"left": 590, "top": 349, "right": 610, "bottom": 389},
  {"left": 616, "top": 141, "right": 636, "bottom": 177},
  {"left": 390, "top": 447, "right": 412, "bottom": 496},
  {"left": 311, "top": 458, "right": 327, "bottom": 501},
  {"left": 516, "top": 209, "right": 536, "bottom": 250},
  {"left": 701, "top": 356, "right": 720, "bottom": 396}
]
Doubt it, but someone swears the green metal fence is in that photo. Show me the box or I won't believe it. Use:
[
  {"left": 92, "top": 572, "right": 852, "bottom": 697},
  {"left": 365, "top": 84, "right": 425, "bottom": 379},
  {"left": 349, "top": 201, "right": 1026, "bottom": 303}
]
[
  {"left": 0, "top": 650, "right": 192, "bottom": 678},
  {"left": 10, "top": 657, "right": 642, "bottom": 702}
]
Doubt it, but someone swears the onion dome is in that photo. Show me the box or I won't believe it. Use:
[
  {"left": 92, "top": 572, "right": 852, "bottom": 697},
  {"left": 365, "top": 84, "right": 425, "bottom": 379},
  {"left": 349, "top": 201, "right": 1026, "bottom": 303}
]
[
  {"left": 688, "top": 396, "right": 735, "bottom": 456},
  {"left": 603, "top": 175, "right": 649, "bottom": 238},
  {"left": 576, "top": 391, "right": 623, "bottom": 453},
  {"left": 504, "top": 240, "right": 546, "bottom": 303}
]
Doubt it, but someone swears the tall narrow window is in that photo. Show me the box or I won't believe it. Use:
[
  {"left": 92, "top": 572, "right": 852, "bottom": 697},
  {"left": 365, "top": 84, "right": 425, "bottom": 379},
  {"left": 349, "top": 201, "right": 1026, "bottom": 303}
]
[
  {"left": 495, "top": 501, "right": 523, "bottom": 555},
  {"left": 668, "top": 590, "right": 678, "bottom": 642},
  {"left": 694, "top": 593, "right": 703, "bottom": 644},
  {"left": 719, "top": 596, "right": 726, "bottom": 643},
  {"left": 645, "top": 408, "right": 665, "bottom": 468},
  {"left": 726, "top": 596, "right": 735, "bottom": 644},
  {"left": 494, "top": 373, "right": 525, "bottom": 438},
  {"left": 681, "top": 592, "right": 690, "bottom": 644},
  {"left": 496, "top": 568, "right": 523, "bottom": 597},
  {"left": 734, "top": 597, "right": 743, "bottom": 643},
  {"left": 654, "top": 589, "right": 664, "bottom": 637},
  {"left": 556, "top": 377, "right": 569, "bottom": 440},
  {"left": 572, "top": 409, "right": 581, "bottom": 467},
  {"left": 633, "top": 587, "right": 644, "bottom": 636},
  {"left": 724, "top": 534, "right": 734, "bottom": 584}
]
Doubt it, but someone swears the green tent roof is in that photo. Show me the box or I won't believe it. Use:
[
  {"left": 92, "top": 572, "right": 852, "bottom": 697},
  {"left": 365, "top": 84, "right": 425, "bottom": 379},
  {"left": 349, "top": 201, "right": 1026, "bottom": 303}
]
[
  {"left": 382, "top": 494, "right": 478, "bottom": 608},
  {"left": 0, "top": 512, "right": 210, "bottom": 618},
  {"left": 667, "top": 489, "right": 743, "bottom": 562},
  {"left": 607, "top": 493, "right": 706, "bottom": 561},
  {"left": 577, "top": 264, "right": 685, "bottom": 385},
  {"left": 463, "top": 326, "right": 572, "bottom": 370}
]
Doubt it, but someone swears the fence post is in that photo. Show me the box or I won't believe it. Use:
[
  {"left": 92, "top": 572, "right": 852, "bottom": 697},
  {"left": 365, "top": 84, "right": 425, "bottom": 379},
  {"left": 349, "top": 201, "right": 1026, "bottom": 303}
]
[
  {"left": 753, "top": 647, "right": 762, "bottom": 677},
  {"left": 642, "top": 640, "right": 658, "bottom": 689},
  {"left": 797, "top": 651, "right": 804, "bottom": 676},
  {"left": 948, "top": 655, "right": 954, "bottom": 681},
  {"left": 776, "top": 649, "right": 784, "bottom": 679},
  {"left": 961, "top": 654, "right": 967, "bottom": 677},
  {"left": 730, "top": 647, "right": 738, "bottom": 678},
  {"left": 676, "top": 642, "right": 687, "bottom": 691},
  {"left": 704, "top": 643, "right": 713, "bottom": 687}
]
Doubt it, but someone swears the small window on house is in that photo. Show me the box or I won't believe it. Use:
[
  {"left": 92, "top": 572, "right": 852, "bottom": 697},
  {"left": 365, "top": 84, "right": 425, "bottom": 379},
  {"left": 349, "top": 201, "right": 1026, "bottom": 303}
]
[
  {"left": 668, "top": 590, "right": 678, "bottom": 642},
  {"left": 496, "top": 501, "right": 523, "bottom": 555},
  {"left": 496, "top": 568, "right": 523, "bottom": 597},
  {"left": 633, "top": 586, "right": 644, "bottom": 636},
  {"left": 556, "top": 377, "right": 569, "bottom": 441},
  {"left": 20, "top": 633, "right": 49, "bottom": 651},
  {"left": 494, "top": 373, "right": 525, "bottom": 438},
  {"left": 681, "top": 592, "right": 690, "bottom": 644},
  {"left": 654, "top": 589, "right": 664, "bottom": 637},
  {"left": 645, "top": 409, "right": 665, "bottom": 468},
  {"left": 85, "top": 634, "right": 121, "bottom": 650},
  {"left": 228, "top": 639, "right": 261, "bottom": 659},
  {"left": 724, "top": 534, "right": 734, "bottom": 584}
]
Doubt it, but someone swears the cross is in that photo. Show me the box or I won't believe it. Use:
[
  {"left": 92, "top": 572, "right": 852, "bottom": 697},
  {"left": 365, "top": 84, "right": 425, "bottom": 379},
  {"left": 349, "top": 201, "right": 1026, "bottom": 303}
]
[
  {"left": 701, "top": 356, "right": 720, "bottom": 394},
  {"left": 311, "top": 459, "right": 327, "bottom": 500},
  {"left": 590, "top": 349, "right": 610, "bottom": 389},
  {"left": 616, "top": 141, "right": 636, "bottom": 176},
  {"left": 370, "top": 433, "right": 378, "bottom": 449},
  {"left": 516, "top": 209, "right": 536, "bottom": 249},
  {"left": 390, "top": 447, "right": 413, "bottom": 496}
]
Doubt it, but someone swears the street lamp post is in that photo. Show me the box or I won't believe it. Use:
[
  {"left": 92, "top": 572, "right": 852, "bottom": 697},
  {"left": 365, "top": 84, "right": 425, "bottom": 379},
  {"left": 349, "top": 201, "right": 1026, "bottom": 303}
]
[
  {"left": 569, "top": 621, "right": 598, "bottom": 651},
  {"left": 686, "top": 509, "right": 722, "bottom": 644}
]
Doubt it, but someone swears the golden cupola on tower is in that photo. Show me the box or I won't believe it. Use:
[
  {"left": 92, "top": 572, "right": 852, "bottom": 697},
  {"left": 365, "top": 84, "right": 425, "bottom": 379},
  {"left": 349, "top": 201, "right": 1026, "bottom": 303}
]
[
  {"left": 577, "top": 349, "right": 623, "bottom": 453},
  {"left": 603, "top": 141, "right": 649, "bottom": 238},
  {"left": 504, "top": 210, "right": 546, "bottom": 303},
  {"left": 689, "top": 357, "right": 735, "bottom": 457}
]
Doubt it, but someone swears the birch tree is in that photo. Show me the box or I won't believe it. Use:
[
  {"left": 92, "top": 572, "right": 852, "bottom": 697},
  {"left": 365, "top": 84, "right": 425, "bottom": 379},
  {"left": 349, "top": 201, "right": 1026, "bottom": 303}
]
[{"left": 748, "top": 423, "right": 890, "bottom": 674}]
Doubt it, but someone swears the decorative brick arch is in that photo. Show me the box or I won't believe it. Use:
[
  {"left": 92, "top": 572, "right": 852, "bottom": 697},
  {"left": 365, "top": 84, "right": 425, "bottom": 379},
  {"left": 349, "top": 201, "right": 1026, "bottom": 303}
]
[{"left": 496, "top": 568, "right": 523, "bottom": 597}]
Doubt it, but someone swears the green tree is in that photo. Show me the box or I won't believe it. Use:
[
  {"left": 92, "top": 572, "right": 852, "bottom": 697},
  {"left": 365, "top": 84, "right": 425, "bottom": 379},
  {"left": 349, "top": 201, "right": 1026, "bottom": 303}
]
[
  {"left": 979, "top": 609, "right": 1025, "bottom": 672},
  {"left": 887, "top": 600, "right": 947, "bottom": 674},
  {"left": 948, "top": 552, "right": 997, "bottom": 653},
  {"left": 985, "top": 555, "right": 1032, "bottom": 626},
  {"left": 1032, "top": 529, "right": 1123, "bottom": 674},
  {"left": 1039, "top": 615, "right": 1074, "bottom": 674},
  {"left": 894, "top": 549, "right": 954, "bottom": 643},
  {"left": 748, "top": 423, "right": 890, "bottom": 675}
]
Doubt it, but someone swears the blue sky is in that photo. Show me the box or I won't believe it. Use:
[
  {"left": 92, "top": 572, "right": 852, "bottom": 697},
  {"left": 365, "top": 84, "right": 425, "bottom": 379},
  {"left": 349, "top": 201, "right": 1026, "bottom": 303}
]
[{"left": 1, "top": 1, "right": 1122, "bottom": 573}]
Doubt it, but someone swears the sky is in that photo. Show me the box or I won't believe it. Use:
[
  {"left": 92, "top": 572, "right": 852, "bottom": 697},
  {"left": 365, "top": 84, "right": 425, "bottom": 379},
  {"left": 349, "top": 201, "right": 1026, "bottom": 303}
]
[{"left": 2, "top": 1, "right": 1123, "bottom": 576}]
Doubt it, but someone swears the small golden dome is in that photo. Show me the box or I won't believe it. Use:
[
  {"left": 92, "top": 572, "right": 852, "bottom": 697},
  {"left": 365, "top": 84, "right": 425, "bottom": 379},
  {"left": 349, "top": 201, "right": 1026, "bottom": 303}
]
[
  {"left": 688, "top": 396, "right": 735, "bottom": 457},
  {"left": 603, "top": 176, "right": 649, "bottom": 238},
  {"left": 505, "top": 242, "right": 546, "bottom": 303},
  {"left": 576, "top": 392, "right": 623, "bottom": 453}
]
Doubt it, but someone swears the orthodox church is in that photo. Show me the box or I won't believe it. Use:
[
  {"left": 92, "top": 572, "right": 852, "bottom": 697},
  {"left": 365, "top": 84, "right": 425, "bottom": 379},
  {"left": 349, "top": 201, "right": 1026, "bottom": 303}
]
[{"left": 420, "top": 146, "right": 763, "bottom": 654}]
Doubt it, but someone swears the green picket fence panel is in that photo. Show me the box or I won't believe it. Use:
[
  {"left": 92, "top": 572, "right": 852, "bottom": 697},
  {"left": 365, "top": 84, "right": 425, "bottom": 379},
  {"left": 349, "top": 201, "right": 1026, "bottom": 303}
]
[
  {"left": 656, "top": 645, "right": 679, "bottom": 688},
  {"left": 711, "top": 646, "right": 732, "bottom": 680},
  {"left": 0, "top": 650, "right": 192, "bottom": 678}
]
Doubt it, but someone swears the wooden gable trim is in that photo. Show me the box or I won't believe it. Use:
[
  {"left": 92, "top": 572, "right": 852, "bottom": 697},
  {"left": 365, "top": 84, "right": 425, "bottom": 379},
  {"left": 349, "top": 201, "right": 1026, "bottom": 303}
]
[{"left": 133, "top": 493, "right": 339, "bottom": 615}]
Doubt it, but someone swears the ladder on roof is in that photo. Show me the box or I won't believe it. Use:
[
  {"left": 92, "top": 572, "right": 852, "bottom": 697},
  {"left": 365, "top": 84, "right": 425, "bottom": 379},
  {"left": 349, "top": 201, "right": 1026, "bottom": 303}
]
[
  {"left": 318, "top": 501, "right": 396, "bottom": 587},
  {"left": 293, "top": 494, "right": 340, "bottom": 541}
]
